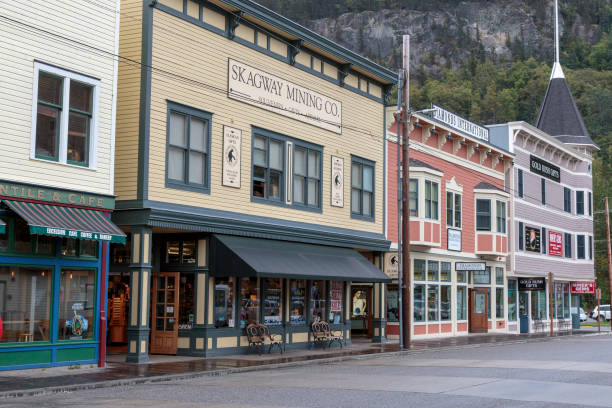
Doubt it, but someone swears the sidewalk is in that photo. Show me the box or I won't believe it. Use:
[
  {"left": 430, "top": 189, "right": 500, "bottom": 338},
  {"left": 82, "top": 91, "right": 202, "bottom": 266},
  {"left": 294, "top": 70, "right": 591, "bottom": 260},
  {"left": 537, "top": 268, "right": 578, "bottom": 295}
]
[{"left": 0, "top": 330, "right": 603, "bottom": 399}]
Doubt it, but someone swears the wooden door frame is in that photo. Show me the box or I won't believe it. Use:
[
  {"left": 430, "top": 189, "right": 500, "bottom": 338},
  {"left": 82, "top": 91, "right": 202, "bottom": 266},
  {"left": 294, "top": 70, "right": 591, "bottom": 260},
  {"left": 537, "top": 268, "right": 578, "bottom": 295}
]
[
  {"left": 150, "top": 272, "right": 180, "bottom": 355},
  {"left": 469, "top": 288, "right": 489, "bottom": 333}
]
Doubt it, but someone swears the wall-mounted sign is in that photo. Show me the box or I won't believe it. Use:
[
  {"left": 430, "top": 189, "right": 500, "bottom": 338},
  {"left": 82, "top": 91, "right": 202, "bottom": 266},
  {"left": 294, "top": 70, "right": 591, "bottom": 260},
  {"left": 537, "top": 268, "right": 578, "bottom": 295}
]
[
  {"left": 384, "top": 252, "right": 398, "bottom": 279},
  {"left": 222, "top": 126, "right": 242, "bottom": 188},
  {"left": 548, "top": 230, "right": 563, "bottom": 257},
  {"left": 431, "top": 104, "right": 489, "bottom": 141},
  {"left": 570, "top": 281, "right": 595, "bottom": 294},
  {"left": 455, "top": 262, "right": 486, "bottom": 271},
  {"left": 518, "top": 278, "right": 546, "bottom": 291},
  {"left": 331, "top": 156, "right": 344, "bottom": 207},
  {"left": 530, "top": 155, "right": 561, "bottom": 183},
  {"left": 228, "top": 59, "right": 342, "bottom": 133},
  {"left": 525, "top": 226, "right": 541, "bottom": 253},
  {"left": 447, "top": 229, "right": 462, "bottom": 251},
  {"left": 0, "top": 181, "right": 114, "bottom": 209}
]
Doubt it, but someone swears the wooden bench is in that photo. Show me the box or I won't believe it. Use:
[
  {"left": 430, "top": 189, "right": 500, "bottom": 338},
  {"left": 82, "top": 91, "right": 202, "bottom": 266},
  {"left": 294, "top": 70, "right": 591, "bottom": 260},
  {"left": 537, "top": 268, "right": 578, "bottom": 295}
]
[
  {"left": 311, "top": 321, "right": 344, "bottom": 349},
  {"left": 246, "top": 324, "right": 283, "bottom": 354}
]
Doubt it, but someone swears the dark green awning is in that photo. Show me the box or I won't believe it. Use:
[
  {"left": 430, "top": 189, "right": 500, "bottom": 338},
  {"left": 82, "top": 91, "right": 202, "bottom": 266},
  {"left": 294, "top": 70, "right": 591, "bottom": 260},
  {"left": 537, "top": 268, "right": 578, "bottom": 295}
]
[
  {"left": 211, "top": 235, "right": 390, "bottom": 283},
  {"left": 0, "top": 218, "right": 5, "bottom": 234}
]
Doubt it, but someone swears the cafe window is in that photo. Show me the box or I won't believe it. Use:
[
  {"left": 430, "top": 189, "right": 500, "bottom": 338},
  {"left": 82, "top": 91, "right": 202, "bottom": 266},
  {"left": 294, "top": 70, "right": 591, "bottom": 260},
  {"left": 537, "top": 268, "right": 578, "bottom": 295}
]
[
  {"left": 351, "top": 157, "right": 375, "bottom": 220},
  {"left": 58, "top": 269, "right": 95, "bottom": 340},
  {"left": 240, "top": 277, "right": 259, "bottom": 328},
  {"left": 178, "top": 273, "right": 194, "bottom": 329},
  {"left": 427, "top": 260, "right": 439, "bottom": 281},
  {"left": 0, "top": 216, "right": 54, "bottom": 256},
  {"left": 328, "top": 281, "right": 343, "bottom": 324},
  {"left": 414, "top": 259, "right": 426, "bottom": 281},
  {"left": 440, "top": 262, "right": 451, "bottom": 282},
  {"left": 409, "top": 179, "right": 418, "bottom": 216},
  {"left": 289, "top": 280, "right": 306, "bottom": 325},
  {"left": 496, "top": 288, "right": 504, "bottom": 319},
  {"left": 0, "top": 266, "right": 52, "bottom": 343},
  {"left": 61, "top": 238, "right": 98, "bottom": 258},
  {"left": 33, "top": 62, "right": 98, "bottom": 167},
  {"left": 414, "top": 284, "right": 425, "bottom": 322},
  {"left": 165, "top": 240, "right": 197, "bottom": 264},
  {"left": 253, "top": 133, "right": 283, "bottom": 201},
  {"left": 263, "top": 278, "right": 282, "bottom": 326},
  {"left": 310, "top": 280, "right": 326, "bottom": 322},
  {"left": 446, "top": 192, "right": 461, "bottom": 228},
  {"left": 476, "top": 199, "right": 491, "bottom": 231},
  {"left": 496, "top": 201, "right": 506, "bottom": 234},
  {"left": 427, "top": 285, "right": 439, "bottom": 321},
  {"left": 457, "top": 286, "right": 467, "bottom": 320},
  {"left": 508, "top": 280, "right": 517, "bottom": 320},
  {"left": 473, "top": 268, "right": 491, "bottom": 285},
  {"left": 531, "top": 290, "right": 547, "bottom": 320},
  {"left": 293, "top": 146, "right": 321, "bottom": 208},
  {"left": 214, "top": 277, "right": 235, "bottom": 328},
  {"left": 440, "top": 286, "right": 451, "bottom": 321},
  {"left": 166, "top": 103, "right": 211, "bottom": 192},
  {"left": 387, "top": 284, "right": 398, "bottom": 322},
  {"left": 425, "top": 180, "right": 439, "bottom": 220}
]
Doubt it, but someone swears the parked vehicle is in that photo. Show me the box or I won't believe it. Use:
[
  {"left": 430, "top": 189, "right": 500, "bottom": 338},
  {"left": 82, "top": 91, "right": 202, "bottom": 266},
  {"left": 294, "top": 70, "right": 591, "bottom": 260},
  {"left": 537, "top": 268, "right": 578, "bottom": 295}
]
[{"left": 591, "top": 305, "right": 611, "bottom": 321}]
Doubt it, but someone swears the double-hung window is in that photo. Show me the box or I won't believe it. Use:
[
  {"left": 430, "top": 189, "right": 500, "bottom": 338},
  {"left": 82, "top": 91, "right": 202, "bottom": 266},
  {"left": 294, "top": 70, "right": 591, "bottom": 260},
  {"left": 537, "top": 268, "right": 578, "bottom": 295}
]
[
  {"left": 496, "top": 201, "right": 506, "bottom": 233},
  {"left": 577, "top": 235, "right": 585, "bottom": 259},
  {"left": 589, "top": 236, "right": 593, "bottom": 260},
  {"left": 33, "top": 62, "right": 98, "bottom": 167},
  {"left": 425, "top": 181, "right": 439, "bottom": 220},
  {"left": 564, "top": 188, "right": 572, "bottom": 213},
  {"left": 351, "top": 157, "right": 375, "bottom": 219},
  {"left": 542, "top": 227, "right": 547, "bottom": 254},
  {"left": 293, "top": 146, "right": 321, "bottom": 208},
  {"left": 564, "top": 233, "right": 572, "bottom": 258},
  {"left": 166, "top": 103, "right": 211, "bottom": 192},
  {"left": 541, "top": 178, "right": 546, "bottom": 205},
  {"left": 446, "top": 192, "right": 461, "bottom": 228},
  {"left": 409, "top": 179, "right": 418, "bottom": 217},
  {"left": 576, "top": 191, "right": 584, "bottom": 215},
  {"left": 588, "top": 192, "right": 592, "bottom": 216},
  {"left": 253, "top": 134, "right": 283, "bottom": 201},
  {"left": 476, "top": 199, "right": 491, "bottom": 231},
  {"left": 517, "top": 169, "right": 523, "bottom": 198}
]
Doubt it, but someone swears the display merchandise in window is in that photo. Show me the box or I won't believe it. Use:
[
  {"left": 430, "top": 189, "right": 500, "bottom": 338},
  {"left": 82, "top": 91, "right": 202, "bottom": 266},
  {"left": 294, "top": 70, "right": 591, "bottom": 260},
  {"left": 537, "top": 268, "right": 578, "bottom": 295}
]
[
  {"left": 457, "top": 286, "right": 467, "bottom": 320},
  {"left": 427, "top": 261, "right": 439, "bottom": 281},
  {"left": 427, "top": 285, "right": 439, "bottom": 321},
  {"left": 531, "top": 290, "right": 547, "bottom": 320},
  {"left": 414, "top": 284, "right": 425, "bottom": 322},
  {"left": 328, "top": 281, "right": 343, "bottom": 324},
  {"left": 214, "top": 277, "right": 235, "bottom": 328},
  {"left": 440, "top": 262, "right": 451, "bottom": 282},
  {"left": 290, "top": 280, "right": 306, "bottom": 325},
  {"left": 508, "top": 280, "right": 517, "bottom": 321},
  {"left": 440, "top": 286, "right": 451, "bottom": 321},
  {"left": 240, "top": 277, "right": 259, "bottom": 327},
  {"left": 473, "top": 268, "right": 491, "bottom": 285},
  {"left": 58, "top": 269, "right": 95, "bottom": 340},
  {"left": 387, "top": 285, "right": 399, "bottom": 322},
  {"left": 310, "top": 280, "right": 326, "bottom": 322},
  {"left": 263, "top": 278, "right": 282, "bottom": 326},
  {"left": 179, "top": 273, "right": 194, "bottom": 329},
  {"left": 496, "top": 288, "right": 504, "bottom": 318},
  {"left": 414, "top": 259, "right": 426, "bottom": 281}
]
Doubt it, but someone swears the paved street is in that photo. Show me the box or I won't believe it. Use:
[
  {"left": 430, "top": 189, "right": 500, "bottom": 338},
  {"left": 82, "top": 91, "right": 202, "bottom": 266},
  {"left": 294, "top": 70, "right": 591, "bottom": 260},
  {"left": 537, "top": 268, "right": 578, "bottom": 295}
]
[{"left": 5, "top": 334, "right": 612, "bottom": 407}]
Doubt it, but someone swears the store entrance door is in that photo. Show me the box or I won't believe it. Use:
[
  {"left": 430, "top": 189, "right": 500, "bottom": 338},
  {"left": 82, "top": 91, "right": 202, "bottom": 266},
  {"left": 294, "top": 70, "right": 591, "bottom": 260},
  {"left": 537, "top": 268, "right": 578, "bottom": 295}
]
[
  {"left": 150, "top": 272, "right": 179, "bottom": 355},
  {"left": 351, "top": 286, "right": 372, "bottom": 338},
  {"left": 519, "top": 292, "right": 529, "bottom": 333},
  {"left": 469, "top": 288, "right": 488, "bottom": 333}
]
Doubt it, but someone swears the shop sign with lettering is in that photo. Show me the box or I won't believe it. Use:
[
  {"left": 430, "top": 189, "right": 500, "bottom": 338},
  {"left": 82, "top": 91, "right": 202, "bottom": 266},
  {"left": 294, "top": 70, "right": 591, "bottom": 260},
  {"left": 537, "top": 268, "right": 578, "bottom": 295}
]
[
  {"left": 548, "top": 230, "right": 563, "bottom": 257},
  {"left": 455, "top": 262, "right": 486, "bottom": 271},
  {"left": 222, "top": 126, "right": 242, "bottom": 188},
  {"left": 525, "top": 226, "right": 541, "bottom": 253},
  {"left": 0, "top": 181, "right": 114, "bottom": 209},
  {"left": 530, "top": 155, "right": 561, "bottom": 183},
  {"left": 518, "top": 278, "right": 546, "bottom": 291},
  {"left": 570, "top": 281, "right": 595, "bottom": 294},
  {"left": 431, "top": 104, "right": 489, "bottom": 141},
  {"left": 384, "top": 252, "right": 399, "bottom": 279},
  {"left": 331, "top": 156, "right": 344, "bottom": 207},
  {"left": 228, "top": 59, "right": 342, "bottom": 133}
]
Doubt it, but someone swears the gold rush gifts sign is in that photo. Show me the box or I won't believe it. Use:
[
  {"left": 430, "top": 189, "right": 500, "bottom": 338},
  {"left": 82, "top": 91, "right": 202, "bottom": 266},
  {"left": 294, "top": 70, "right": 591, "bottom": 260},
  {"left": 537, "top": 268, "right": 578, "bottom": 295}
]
[
  {"left": 228, "top": 59, "right": 342, "bottom": 133},
  {"left": 222, "top": 126, "right": 242, "bottom": 188}
]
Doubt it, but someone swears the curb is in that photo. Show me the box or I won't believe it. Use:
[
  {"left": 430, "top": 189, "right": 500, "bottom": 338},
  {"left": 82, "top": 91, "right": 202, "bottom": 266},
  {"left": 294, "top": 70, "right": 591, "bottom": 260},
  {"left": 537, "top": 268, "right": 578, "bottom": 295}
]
[{"left": 1, "top": 331, "right": 609, "bottom": 400}]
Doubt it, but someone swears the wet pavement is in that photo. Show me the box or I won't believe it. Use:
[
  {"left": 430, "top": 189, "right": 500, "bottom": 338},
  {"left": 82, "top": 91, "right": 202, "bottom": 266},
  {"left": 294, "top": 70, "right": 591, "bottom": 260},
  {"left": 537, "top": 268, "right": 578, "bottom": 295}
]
[{"left": 0, "top": 330, "right": 598, "bottom": 397}]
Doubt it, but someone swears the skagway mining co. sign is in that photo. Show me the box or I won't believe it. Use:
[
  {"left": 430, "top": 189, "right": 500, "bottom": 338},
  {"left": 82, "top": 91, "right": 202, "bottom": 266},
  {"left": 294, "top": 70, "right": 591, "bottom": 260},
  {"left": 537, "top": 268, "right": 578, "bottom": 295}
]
[{"left": 228, "top": 59, "right": 342, "bottom": 133}]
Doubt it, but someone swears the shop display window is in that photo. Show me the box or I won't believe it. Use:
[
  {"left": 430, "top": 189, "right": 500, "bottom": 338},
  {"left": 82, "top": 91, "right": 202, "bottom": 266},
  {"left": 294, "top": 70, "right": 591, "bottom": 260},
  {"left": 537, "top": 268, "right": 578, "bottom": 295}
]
[
  {"left": 289, "top": 280, "right": 306, "bottom": 325},
  {"left": 0, "top": 216, "right": 55, "bottom": 256},
  {"left": 508, "top": 280, "right": 517, "bottom": 321},
  {"left": 456, "top": 269, "right": 467, "bottom": 283},
  {"left": 387, "top": 284, "right": 399, "bottom": 322},
  {"left": 440, "top": 262, "right": 451, "bottom": 282},
  {"left": 473, "top": 268, "right": 491, "bottom": 285},
  {"left": 328, "top": 281, "right": 343, "bottom": 324},
  {"left": 179, "top": 273, "right": 194, "bottom": 329},
  {"left": 427, "top": 285, "right": 439, "bottom": 321},
  {"left": 166, "top": 241, "right": 181, "bottom": 264},
  {"left": 495, "top": 267, "right": 504, "bottom": 285},
  {"left": 111, "top": 236, "right": 131, "bottom": 264},
  {"left": 263, "top": 278, "right": 282, "bottom": 326},
  {"left": 427, "top": 261, "right": 439, "bottom": 281},
  {"left": 440, "top": 286, "right": 451, "bottom": 321},
  {"left": 240, "top": 277, "right": 259, "bottom": 327},
  {"left": 553, "top": 283, "right": 570, "bottom": 319},
  {"left": 182, "top": 241, "right": 196, "bottom": 264},
  {"left": 14, "top": 218, "right": 32, "bottom": 253},
  {"left": 214, "top": 277, "right": 235, "bottom": 328},
  {"left": 310, "top": 280, "right": 326, "bottom": 322},
  {"left": 414, "top": 259, "right": 426, "bottom": 281},
  {"left": 457, "top": 286, "right": 467, "bottom": 320},
  {"left": 496, "top": 288, "right": 504, "bottom": 319},
  {"left": 61, "top": 238, "right": 98, "bottom": 258},
  {"left": 531, "top": 290, "right": 547, "bottom": 320},
  {"left": 414, "top": 284, "right": 425, "bottom": 322},
  {"left": 0, "top": 266, "right": 52, "bottom": 343},
  {"left": 58, "top": 269, "right": 95, "bottom": 341},
  {"left": 165, "top": 240, "right": 198, "bottom": 264}
]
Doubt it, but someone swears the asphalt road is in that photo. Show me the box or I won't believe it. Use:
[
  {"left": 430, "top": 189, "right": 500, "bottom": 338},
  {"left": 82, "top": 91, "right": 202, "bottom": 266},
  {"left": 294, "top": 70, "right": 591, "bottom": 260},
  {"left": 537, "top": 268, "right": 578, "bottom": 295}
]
[{"left": 6, "top": 334, "right": 612, "bottom": 407}]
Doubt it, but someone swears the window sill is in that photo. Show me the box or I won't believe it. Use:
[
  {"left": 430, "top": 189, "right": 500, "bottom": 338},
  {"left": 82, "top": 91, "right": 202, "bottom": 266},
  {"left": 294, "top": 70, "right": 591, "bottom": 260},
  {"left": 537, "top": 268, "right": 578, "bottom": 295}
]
[
  {"left": 31, "top": 156, "right": 96, "bottom": 171},
  {"left": 251, "top": 196, "right": 322, "bottom": 213},
  {"left": 350, "top": 213, "right": 375, "bottom": 222},
  {"left": 166, "top": 180, "right": 210, "bottom": 195}
]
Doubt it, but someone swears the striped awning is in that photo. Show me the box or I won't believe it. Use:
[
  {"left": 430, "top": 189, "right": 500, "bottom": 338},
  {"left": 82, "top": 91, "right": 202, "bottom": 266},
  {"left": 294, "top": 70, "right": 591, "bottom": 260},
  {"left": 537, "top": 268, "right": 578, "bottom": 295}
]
[
  {"left": 3, "top": 200, "right": 126, "bottom": 244},
  {"left": 0, "top": 218, "right": 5, "bottom": 234}
]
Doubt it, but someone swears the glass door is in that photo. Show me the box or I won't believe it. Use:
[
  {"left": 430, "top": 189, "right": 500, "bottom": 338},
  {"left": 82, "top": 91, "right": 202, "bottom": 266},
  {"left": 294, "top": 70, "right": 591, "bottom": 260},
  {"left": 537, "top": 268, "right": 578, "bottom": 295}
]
[{"left": 150, "top": 272, "right": 179, "bottom": 355}]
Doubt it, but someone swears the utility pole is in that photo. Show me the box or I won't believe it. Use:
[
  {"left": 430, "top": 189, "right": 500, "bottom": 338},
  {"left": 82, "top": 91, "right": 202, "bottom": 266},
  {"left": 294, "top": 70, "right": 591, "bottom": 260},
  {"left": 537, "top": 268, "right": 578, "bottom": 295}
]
[
  {"left": 395, "top": 69, "right": 403, "bottom": 349},
  {"left": 605, "top": 197, "right": 612, "bottom": 316},
  {"left": 400, "top": 34, "right": 412, "bottom": 349},
  {"left": 549, "top": 271, "right": 554, "bottom": 337}
]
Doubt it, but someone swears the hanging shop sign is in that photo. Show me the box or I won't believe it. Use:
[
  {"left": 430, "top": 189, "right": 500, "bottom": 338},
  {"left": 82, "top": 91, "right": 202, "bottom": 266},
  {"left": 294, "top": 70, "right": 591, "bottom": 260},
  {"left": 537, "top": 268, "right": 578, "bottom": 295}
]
[
  {"left": 525, "top": 226, "right": 541, "bottom": 253},
  {"left": 0, "top": 180, "right": 114, "bottom": 209},
  {"left": 455, "top": 262, "right": 486, "bottom": 271},
  {"left": 228, "top": 59, "right": 342, "bottom": 133},
  {"left": 384, "top": 252, "right": 399, "bottom": 279},
  {"left": 518, "top": 278, "right": 546, "bottom": 291},
  {"left": 548, "top": 230, "right": 563, "bottom": 257},
  {"left": 431, "top": 104, "right": 489, "bottom": 142},
  {"left": 530, "top": 155, "right": 561, "bottom": 183},
  {"left": 222, "top": 126, "right": 242, "bottom": 188},
  {"left": 331, "top": 156, "right": 344, "bottom": 207},
  {"left": 570, "top": 281, "right": 595, "bottom": 294},
  {"left": 447, "top": 229, "right": 462, "bottom": 251}
]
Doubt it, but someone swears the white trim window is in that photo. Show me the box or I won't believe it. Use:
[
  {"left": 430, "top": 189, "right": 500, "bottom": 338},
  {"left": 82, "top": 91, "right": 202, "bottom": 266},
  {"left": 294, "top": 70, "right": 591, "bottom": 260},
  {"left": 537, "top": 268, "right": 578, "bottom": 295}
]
[{"left": 31, "top": 62, "right": 99, "bottom": 168}]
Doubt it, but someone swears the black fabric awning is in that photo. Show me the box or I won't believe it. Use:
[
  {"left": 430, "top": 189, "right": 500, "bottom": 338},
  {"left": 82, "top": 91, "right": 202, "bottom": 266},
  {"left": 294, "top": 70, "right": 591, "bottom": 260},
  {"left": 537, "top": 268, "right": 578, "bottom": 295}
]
[{"left": 211, "top": 235, "right": 390, "bottom": 283}]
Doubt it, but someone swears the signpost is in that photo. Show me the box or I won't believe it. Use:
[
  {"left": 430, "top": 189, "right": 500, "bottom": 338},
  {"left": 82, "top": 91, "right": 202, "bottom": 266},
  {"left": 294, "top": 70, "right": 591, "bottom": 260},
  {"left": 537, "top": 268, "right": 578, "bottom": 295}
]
[{"left": 597, "top": 288, "right": 602, "bottom": 333}]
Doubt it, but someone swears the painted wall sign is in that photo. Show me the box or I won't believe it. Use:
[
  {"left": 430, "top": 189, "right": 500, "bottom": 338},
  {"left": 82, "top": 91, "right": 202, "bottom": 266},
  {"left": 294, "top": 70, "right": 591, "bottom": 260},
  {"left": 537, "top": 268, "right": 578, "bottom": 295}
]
[
  {"left": 525, "top": 226, "right": 541, "bottom": 253},
  {"left": 431, "top": 104, "right": 489, "bottom": 141},
  {"left": 222, "top": 126, "right": 242, "bottom": 188},
  {"left": 447, "top": 229, "right": 462, "bottom": 251},
  {"left": 570, "top": 281, "right": 595, "bottom": 294},
  {"left": 331, "top": 156, "right": 344, "bottom": 207},
  {"left": 548, "top": 230, "right": 563, "bottom": 257},
  {"left": 518, "top": 278, "right": 546, "bottom": 291},
  {"left": 455, "top": 262, "right": 486, "bottom": 271},
  {"left": 228, "top": 59, "right": 342, "bottom": 133},
  {"left": 384, "top": 252, "right": 398, "bottom": 279},
  {"left": 530, "top": 155, "right": 561, "bottom": 183},
  {"left": 0, "top": 181, "right": 114, "bottom": 209}
]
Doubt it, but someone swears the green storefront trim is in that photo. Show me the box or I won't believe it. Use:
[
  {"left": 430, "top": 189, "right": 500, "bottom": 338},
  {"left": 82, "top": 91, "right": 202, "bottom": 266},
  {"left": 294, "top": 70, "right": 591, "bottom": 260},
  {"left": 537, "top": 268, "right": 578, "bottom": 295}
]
[
  {"left": 0, "top": 350, "right": 52, "bottom": 367},
  {"left": 56, "top": 347, "right": 96, "bottom": 362},
  {"left": 28, "top": 226, "right": 126, "bottom": 243}
]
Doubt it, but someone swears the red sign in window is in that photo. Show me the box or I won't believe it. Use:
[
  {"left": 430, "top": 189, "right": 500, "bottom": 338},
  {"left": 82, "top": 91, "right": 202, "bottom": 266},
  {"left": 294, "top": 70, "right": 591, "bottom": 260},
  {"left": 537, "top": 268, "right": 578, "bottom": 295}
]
[
  {"left": 570, "top": 282, "right": 595, "bottom": 294},
  {"left": 548, "top": 230, "right": 563, "bottom": 256}
]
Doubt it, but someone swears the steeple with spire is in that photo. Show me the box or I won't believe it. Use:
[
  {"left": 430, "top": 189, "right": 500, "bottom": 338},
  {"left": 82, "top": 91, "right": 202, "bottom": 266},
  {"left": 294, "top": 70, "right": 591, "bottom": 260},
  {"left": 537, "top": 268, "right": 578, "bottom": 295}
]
[{"left": 535, "top": 0, "right": 599, "bottom": 154}]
